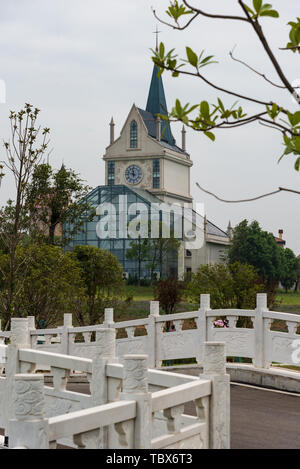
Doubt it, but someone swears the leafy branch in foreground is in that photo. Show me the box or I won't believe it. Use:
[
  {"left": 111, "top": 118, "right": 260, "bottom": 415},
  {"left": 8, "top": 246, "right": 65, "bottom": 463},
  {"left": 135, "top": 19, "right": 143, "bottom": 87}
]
[{"left": 152, "top": 1, "right": 300, "bottom": 169}]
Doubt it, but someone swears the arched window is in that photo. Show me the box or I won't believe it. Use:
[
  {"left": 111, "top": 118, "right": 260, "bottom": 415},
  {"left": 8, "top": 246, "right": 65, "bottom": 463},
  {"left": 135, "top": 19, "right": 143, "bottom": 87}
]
[{"left": 130, "top": 120, "right": 138, "bottom": 148}]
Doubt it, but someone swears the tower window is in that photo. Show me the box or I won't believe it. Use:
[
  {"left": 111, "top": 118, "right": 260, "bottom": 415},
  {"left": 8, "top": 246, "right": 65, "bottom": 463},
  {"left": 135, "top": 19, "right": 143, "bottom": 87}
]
[
  {"left": 108, "top": 161, "right": 115, "bottom": 185},
  {"left": 130, "top": 120, "right": 138, "bottom": 148},
  {"left": 153, "top": 159, "right": 160, "bottom": 189}
]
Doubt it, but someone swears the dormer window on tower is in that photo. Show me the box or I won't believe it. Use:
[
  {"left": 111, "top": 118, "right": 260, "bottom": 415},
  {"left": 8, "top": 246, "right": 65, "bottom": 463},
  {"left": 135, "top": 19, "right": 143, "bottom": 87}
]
[{"left": 130, "top": 120, "right": 138, "bottom": 148}]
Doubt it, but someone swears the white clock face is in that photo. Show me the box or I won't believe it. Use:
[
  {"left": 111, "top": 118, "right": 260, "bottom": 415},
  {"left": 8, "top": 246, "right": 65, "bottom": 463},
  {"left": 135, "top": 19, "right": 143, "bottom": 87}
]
[{"left": 125, "top": 165, "right": 143, "bottom": 184}]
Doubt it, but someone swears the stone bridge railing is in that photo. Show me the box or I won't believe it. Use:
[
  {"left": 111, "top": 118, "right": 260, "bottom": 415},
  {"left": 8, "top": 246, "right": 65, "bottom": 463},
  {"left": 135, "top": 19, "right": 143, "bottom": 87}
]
[
  {"left": 1, "top": 293, "right": 299, "bottom": 370},
  {"left": 0, "top": 318, "right": 230, "bottom": 449}
]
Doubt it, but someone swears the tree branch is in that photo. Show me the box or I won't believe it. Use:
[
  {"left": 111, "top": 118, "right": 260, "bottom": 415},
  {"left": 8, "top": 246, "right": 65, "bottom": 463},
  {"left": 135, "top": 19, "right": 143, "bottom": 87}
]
[
  {"left": 238, "top": 1, "right": 299, "bottom": 100},
  {"left": 182, "top": 0, "right": 249, "bottom": 22},
  {"left": 229, "top": 46, "right": 286, "bottom": 89},
  {"left": 196, "top": 182, "right": 300, "bottom": 203},
  {"left": 152, "top": 7, "right": 200, "bottom": 31}
]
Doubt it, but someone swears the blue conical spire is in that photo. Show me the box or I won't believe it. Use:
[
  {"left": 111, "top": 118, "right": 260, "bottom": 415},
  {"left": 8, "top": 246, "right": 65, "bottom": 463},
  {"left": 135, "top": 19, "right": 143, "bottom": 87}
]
[{"left": 146, "top": 65, "right": 175, "bottom": 146}]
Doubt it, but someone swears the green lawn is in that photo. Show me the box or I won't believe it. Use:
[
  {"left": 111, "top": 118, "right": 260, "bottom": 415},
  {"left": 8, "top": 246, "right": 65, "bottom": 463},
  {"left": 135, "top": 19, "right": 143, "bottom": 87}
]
[
  {"left": 276, "top": 290, "right": 300, "bottom": 307},
  {"left": 123, "top": 285, "right": 300, "bottom": 318},
  {"left": 125, "top": 285, "right": 154, "bottom": 301}
]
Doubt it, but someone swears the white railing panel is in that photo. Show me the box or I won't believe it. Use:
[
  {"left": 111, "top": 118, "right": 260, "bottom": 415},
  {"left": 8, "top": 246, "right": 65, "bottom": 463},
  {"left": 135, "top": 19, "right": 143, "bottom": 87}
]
[
  {"left": 208, "top": 328, "right": 255, "bottom": 358},
  {"left": 157, "top": 329, "right": 198, "bottom": 361}
]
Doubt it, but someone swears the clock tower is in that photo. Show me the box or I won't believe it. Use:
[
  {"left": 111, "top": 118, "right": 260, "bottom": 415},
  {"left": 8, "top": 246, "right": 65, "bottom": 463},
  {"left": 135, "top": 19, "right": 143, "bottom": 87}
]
[{"left": 103, "top": 64, "right": 193, "bottom": 206}]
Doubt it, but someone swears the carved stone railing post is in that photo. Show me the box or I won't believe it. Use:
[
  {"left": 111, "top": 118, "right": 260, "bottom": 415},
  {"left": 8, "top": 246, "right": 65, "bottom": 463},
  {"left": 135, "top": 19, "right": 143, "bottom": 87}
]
[
  {"left": 86, "top": 327, "right": 116, "bottom": 449},
  {"left": 146, "top": 301, "right": 159, "bottom": 368},
  {"left": 9, "top": 374, "right": 49, "bottom": 449},
  {"left": 119, "top": 355, "right": 152, "bottom": 449},
  {"left": 254, "top": 293, "right": 268, "bottom": 368},
  {"left": 201, "top": 342, "right": 230, "bottom": 449},
  {"left": 62, "top": 313, "right": 72, "bottom": 355},
  {"left": 103, "top": 308, "right": 114, "bottom": 328},
  {"left": 3, "top": 318, "right": 31, "bottom": 440},
  {"left": 196, "top": 294, "right": 210, "bottom": 365},
  {"left": 28, "top": 316, "right": 35, "bottom": 348}
]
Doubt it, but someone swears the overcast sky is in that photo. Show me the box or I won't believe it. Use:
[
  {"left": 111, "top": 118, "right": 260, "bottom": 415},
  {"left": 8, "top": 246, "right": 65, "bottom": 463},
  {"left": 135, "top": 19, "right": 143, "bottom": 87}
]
[{"left": 0, "top": 0, "right": 299, "bottom": 253}]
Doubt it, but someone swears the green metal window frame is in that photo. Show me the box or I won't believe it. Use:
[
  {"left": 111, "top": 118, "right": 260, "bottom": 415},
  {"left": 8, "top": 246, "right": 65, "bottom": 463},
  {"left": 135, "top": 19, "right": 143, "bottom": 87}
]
[{"left": 130, "top": 120, "right": 138, "bottom": 148}]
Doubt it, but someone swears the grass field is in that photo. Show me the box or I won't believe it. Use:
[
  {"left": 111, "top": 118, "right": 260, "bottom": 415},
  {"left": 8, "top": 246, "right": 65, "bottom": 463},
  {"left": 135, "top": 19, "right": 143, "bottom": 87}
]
[
  {"left": 125, "top": 286, "right": 300, "bottom": 308},
  {"left": 276, "top": 291, "right": 300, "bottom": 313}
]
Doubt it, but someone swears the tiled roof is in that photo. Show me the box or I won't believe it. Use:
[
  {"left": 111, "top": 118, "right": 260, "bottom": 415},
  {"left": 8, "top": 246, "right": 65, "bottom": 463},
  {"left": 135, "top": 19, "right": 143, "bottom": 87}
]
[{"left": 137, "top": 107, "right": 186, "bottom": 155}]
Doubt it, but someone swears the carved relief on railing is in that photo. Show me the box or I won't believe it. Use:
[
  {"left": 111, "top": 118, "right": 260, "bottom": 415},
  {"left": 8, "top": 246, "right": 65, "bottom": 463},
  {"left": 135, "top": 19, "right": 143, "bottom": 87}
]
[
  {"left": 123, "top": 355, "right": 148, "bottom": 394},
  {"left": 163, "top": 404, "right": 184, "bottom": 433},
  {"left": 95, "top": 328, "right": 116, "bottom": 359},
  {"left": 11, "top": 318, "right": 29, "bottom": 346},
  {"left": 14, "top": 374, "right": 44, "bottom": 421}
]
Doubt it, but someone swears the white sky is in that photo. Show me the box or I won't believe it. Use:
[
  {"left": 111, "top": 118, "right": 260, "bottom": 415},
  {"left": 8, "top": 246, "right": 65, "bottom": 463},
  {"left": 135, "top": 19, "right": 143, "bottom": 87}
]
[{"left": 0, "top": 0, "right": 299, "bottom": 253}]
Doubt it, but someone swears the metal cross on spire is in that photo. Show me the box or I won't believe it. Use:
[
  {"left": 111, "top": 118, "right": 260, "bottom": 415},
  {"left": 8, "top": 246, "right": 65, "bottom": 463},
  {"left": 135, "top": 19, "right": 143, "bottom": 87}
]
[{"left": 153, "top": 26, "right": 161, "bottom": 51}]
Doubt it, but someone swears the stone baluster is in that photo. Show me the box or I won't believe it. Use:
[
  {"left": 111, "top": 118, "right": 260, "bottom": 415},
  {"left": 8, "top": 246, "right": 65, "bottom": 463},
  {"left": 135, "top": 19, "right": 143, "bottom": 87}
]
[
  {"left": 126, "top": 327, "right": 135, "bottom": 339},
  {"left": 254, "top": 293, "right": 268, "bottom": 368},
  {"left": 287, "top": 321, "right": 298, "bottom": 336},
  {"left": 228, "top": 316, "right": 237, "bottom": 329},
  {"left": 44, "top": 335, "right": 52, "bottom": 346},
  {"left": 51, "top": 367, "right": 69, "bottom": 392},
  {"left": 118, "top": 354, "right": 151, "bottom": 449},
  {"left": 83, "top": 332, "right": 92, "bottom": 343},
  {"left": 200, "top": 342, "right": 230, "bottom": 449},
  {"left": 9, "top": 374, "right": 49, "bottom": 449},
  {"left": 163, "top": 404, "right": 184, "bottom": 433},
  {"left": 62, "top": 313, "right": 72, "bottom": 355},
  {"left": 173, "top": 320, "right": 183, "bottom": 332},
  {"left": 146, "top": 301, "right": 159, "bottom": 368},
  {"left": 86, "top": 327, "right": 116, "bottom": 449},
  {"left": 196, "top": 294, "right": 210, "bottom": 365}
]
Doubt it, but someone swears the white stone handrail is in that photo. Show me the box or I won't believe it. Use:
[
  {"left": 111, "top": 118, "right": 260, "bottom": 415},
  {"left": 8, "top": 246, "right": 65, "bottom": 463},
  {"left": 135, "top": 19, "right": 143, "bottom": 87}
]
[
  {"left": 3, "top": 292, "right": 300, "bottom": 373},
  {"left": 48, "top": 400, "right": 137, "bottom": 443},
  {"left": 8, "top": 344, "right": 229, "bottom": 449},
  {"left": 19, "top": 348, "right": 93, "bottom": 374},
  {"left": 151, "top": 379, "right": 211, "bottom": 412}
]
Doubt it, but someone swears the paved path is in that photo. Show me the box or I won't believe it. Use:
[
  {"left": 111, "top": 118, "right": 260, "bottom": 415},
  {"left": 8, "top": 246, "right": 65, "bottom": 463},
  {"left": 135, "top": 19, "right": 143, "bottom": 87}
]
[{"left": 66, "top": 381, "right": 300, "bottom": 449}]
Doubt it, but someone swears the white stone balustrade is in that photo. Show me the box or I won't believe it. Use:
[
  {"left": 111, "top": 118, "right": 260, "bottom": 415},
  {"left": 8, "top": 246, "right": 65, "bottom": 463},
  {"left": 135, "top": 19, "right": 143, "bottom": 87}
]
[
  {"left": 2, "top": 294, "right": 300, "bottom": 372},
  {"left": 6, "top": 341, "right": 228, "bottom": 449}
]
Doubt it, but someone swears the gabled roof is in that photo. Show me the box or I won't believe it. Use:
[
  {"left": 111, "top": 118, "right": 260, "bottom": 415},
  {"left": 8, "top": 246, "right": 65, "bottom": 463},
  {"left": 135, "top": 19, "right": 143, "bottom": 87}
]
[{"left": 137, "top": 108, "right": 186, "bottom": 155}]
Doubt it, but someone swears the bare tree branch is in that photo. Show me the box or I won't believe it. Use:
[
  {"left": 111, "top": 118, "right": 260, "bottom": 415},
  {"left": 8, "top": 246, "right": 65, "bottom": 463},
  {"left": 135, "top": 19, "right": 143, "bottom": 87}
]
[
  {"left": 229, "top": 46, "right": 285, "bottom": 89},
  {"left": 196, "top": 182, "right": 300, "bottom": 203},
  {"left": 182, "top": 0, "right": 249, "bottom": 22},
  {"left": 238, "top": 1, "right": 299, "bottom": 100}
]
